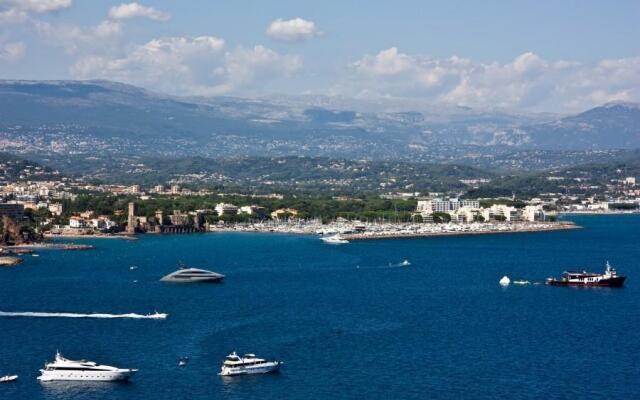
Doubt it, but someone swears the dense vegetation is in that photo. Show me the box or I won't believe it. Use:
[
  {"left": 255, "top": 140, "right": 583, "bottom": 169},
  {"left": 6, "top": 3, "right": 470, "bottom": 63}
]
[{"left": 56, "top": 193, "right": 421, "bottom": 223}]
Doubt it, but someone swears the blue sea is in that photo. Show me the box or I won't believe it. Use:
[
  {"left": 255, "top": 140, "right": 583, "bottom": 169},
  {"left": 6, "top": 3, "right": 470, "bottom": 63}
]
[{"left": 1, "top": 215, "right": 639, "bottom": 399}]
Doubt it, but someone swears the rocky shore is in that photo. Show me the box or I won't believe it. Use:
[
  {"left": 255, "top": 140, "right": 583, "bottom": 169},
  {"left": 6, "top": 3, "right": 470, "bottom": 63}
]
[{"left": 0, "top": 256, "right": 23, "bottom": 266}]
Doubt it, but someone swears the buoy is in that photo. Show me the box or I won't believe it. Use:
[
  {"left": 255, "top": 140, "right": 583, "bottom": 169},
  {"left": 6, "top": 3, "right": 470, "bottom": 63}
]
[{"left": 499, "top": 276, "right": 510, "bottom": 286}]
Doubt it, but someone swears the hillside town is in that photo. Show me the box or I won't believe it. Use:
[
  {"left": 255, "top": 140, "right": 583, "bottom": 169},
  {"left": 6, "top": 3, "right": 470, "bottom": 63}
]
[{"left": 0, "top": 169, "right": 638, "bottom": 242}]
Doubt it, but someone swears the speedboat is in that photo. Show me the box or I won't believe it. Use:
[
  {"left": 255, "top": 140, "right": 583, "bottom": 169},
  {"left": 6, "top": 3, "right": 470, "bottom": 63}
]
[
  {"left": 218, "top": 352, "right": 282, "bottom": 376},
  {"left": 160, "top": 264, "right": 224, "bottom": 283},
  {"left": 320, "top": 235, "right": 349, "bottom": 244},
  {"left": 37, "top": 352, "right": 137, "bottom": 382},
  {"left": 546, "top": 262, "right": 626, "bottom": 287},
  {"left": 0, "top": 375, "right": 18, "bottom": 383}
]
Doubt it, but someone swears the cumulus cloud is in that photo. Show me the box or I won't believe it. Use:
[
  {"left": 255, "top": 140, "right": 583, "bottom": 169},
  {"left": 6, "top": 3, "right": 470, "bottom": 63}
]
[
  {"left": 266, "top": 18, "right": 321, "bottom": 42},
  {"left": 70, "top": 36, "right": 301, "bottom": 96},
  {"left": 108, "top": 2, "right": 170, "bottom": 21},
  {"left": 345, "top": 48, "right": 640, "bottom": 111},
  {"left": 0, "top": 0, "right": 72, "bottom": 22},
  {"left": 0, "top": 41, "right": 25, "bottom": 61},
  {"left": 32, "top": 18, "right": 123, "bottom": 54}
]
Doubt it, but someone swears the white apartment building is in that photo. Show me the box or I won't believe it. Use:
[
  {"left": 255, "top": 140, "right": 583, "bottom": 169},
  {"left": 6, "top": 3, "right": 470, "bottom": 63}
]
[
  {"left": 215, "top": 203, "right": 239, "bottom": 216},
  {"left": 416, "top": 198, "right": 480, "bottom": 215}
]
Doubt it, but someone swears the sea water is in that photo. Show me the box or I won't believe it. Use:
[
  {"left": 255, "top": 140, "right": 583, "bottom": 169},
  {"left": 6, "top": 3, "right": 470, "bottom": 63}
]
[{"left": 0, "top": 215, "right": 638, "bottom": 399}]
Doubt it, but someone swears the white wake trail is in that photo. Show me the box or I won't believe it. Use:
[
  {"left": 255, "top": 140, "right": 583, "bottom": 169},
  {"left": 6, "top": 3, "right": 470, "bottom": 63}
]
[{"left": 0, "top": 311, "right": 167, "bottom": 320}]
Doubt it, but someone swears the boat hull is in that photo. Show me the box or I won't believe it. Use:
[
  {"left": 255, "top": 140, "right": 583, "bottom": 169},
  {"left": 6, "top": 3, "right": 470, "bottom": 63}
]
[
  {"left": 546, "top": 277, "right": 626, "bottom": 287},
  {"left": 38, "top": 369, "right": 137, "bottom": 382},
  {"left": 160, "top": 276, "right": 224, "bottom": 283}
]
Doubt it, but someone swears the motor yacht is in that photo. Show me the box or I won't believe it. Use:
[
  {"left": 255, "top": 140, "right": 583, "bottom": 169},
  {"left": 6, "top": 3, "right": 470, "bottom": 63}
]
[
  {"left": 546, "top": 262, "right": 626, "bottom": 287},
  {"left": 218, "top": 352, "right": 282, "bottom": 376},
  {"left": 160, "top": 264, "right": 225, "bottom": 283},
  {"left": 320, "top": 235, "right": 349, "bottom": 244},
  {"left": 37, "top": 352, "right": 137, "bottom": 382},
  {"left": 0, "top": 375, "right": 18, "bottom": 383}
]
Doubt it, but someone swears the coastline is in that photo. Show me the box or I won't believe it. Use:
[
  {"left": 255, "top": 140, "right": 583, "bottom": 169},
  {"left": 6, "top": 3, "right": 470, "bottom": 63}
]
[
  {"left": 44, "top": 233, "right": 137, "bottom": 240},
  {"left": 9, "top": 243, "right": 95, "bottom": 250}
]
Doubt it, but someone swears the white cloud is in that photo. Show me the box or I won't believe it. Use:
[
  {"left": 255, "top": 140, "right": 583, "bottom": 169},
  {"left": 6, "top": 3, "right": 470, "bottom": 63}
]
[
  {"left": 108, "top": 2, "right": 170, "bottom": 21},
  {"left": 266, "top": 18, "right": 321, "bottom": 42},
  {"left": 0, "top": 41, "right": 25, "bottom": 61},
  {"left": 32, "top": 19, "right": 123, "bottom": 54},
  {"left": 344, "top": 48, "right": 640, "bottom": 111},
  {"left": 70, "top": 36, "right": 301, "bottom": 96},
  {"left": 0, "top": 0, "right": 72, "bottom": 22},
  {"left": 0, "top": 0, "right": 72, "bottom": 13}
]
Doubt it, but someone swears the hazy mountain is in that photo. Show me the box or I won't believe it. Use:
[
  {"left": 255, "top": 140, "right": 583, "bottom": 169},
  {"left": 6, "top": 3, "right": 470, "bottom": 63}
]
[
  {"left": 495, "top": 102, "right": 640, "bottom": 149},
  {"left": 0, "top": 80, "right": 638, "bottom": 163}
]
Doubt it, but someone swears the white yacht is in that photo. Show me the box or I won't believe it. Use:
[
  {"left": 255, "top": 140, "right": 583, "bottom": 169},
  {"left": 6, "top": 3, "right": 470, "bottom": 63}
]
[
  {"left": 219, "top": 352, "right": 282, "bottom": 376},
  {"left": 0, "top": 375, "right": 18, "bottom": 383},
  {"left": 320, "top": 235, "right": 349, "bottom": 244},
  {"left": 37, "top": 352, "right": 137, "bottom": 382},
  {"left": 160, "top": 265, "right": 225, "bottom": 283}
]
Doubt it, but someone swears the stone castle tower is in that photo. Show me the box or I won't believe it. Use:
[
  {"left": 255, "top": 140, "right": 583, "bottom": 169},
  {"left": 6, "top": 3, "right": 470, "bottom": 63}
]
[{"left": 127, "top": 202, "right": 137, "bottom": 234}]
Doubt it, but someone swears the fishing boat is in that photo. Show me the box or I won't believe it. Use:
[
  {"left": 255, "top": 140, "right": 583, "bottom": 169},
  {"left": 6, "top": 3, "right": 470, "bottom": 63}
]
[{"left": 546, "top": 262, "right": 626, "bottom": 287}]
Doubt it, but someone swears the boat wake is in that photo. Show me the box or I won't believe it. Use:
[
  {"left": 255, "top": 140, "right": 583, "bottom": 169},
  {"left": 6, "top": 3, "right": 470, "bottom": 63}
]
[
  {"left": 357, "top": 260, "right": 411, "bottom": 270},
  {"left": 0, "top": 311, "right": 167, "bottom": 320}
]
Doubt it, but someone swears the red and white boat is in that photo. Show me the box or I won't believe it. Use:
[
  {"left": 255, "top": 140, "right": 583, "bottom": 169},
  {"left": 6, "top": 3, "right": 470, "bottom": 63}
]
[{"left": 546, "top": 262, "right": 626, "bottom": 287}]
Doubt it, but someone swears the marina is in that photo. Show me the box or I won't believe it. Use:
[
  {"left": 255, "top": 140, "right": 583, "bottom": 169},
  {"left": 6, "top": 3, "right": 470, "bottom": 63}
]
[{"left": 209, "top": 220, "right": 580, "bottom": 239}]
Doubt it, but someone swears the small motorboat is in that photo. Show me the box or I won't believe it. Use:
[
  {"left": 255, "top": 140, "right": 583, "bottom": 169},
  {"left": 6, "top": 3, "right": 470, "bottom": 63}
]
[
  {"left": 0, "top": 375, "right": 18, "bottom": 383},
  {"left": 320, "top": 235, "right": 349, "bottom": 244},
  {"left": 513, "top": 280, "right": 531, "bottom": 285},
  {"left": 178, "top": 357, "right": 189, "bottom": 367}
]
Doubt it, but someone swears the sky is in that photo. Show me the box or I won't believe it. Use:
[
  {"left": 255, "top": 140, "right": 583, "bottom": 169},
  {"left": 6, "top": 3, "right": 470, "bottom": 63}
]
[{"left": 0, "top": 0, "right": 639, "bottom": 112}]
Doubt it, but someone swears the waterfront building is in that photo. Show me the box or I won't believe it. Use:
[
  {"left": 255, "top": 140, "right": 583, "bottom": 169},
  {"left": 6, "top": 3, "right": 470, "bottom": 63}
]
[
  {"left": 215, "top": 203, "right": 239, "bottom": 216},
  {"left": 239, "top": 205, "right": 266, "bottom": 216},
  {"left": 126, "top": 202, "right": 137, "bottom": 234},
  {"left": 416, "top": 198, "right": 480, "bottom": 216},
  {"left": 155, "top": 210, "right": 164, "bottom": 225},
  {"left": 482, "top": 205, "right": 520, "bottom": 222},
  {"left": 270, "top": 208, "right": 298, "bottom": 220},
  {"left": 522, "top": 205, "right": 546, "bottom": 222},
  {"left": 451, "top": 206, "right": 483, "bottom": 223},
  {"left": 69, "top": 216, "right": 87, "bottom": 229},
  {"left": 169, "top": 211, "right": 189, "bottom": 226}
]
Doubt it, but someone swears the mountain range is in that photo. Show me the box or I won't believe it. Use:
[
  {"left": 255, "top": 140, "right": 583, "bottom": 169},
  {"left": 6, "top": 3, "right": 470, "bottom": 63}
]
[{"left": 0, "top": 80, "right": 639, "bottom": 163}]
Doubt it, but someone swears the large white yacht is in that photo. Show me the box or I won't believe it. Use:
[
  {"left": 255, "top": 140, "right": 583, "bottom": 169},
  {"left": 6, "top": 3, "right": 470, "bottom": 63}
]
[
  {"left": 37, "top": 352, "right": 137, "bottom": 382},
  {"left": 160, "top": 265, "right": 225, "bottom": 283},
  {"left": 219, "top": 352, "right": 282, "bottom": 376}
]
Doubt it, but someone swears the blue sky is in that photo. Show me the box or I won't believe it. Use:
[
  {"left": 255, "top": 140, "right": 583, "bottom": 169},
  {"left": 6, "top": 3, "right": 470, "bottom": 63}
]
[{"left": 1, "top": 0, "right": 639, "bottom": 112}]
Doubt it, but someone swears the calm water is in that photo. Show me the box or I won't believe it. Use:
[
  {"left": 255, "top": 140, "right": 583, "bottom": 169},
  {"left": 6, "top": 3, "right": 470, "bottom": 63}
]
[{"left": 1, "top": 215, "right": 639, "bottom": 399}]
